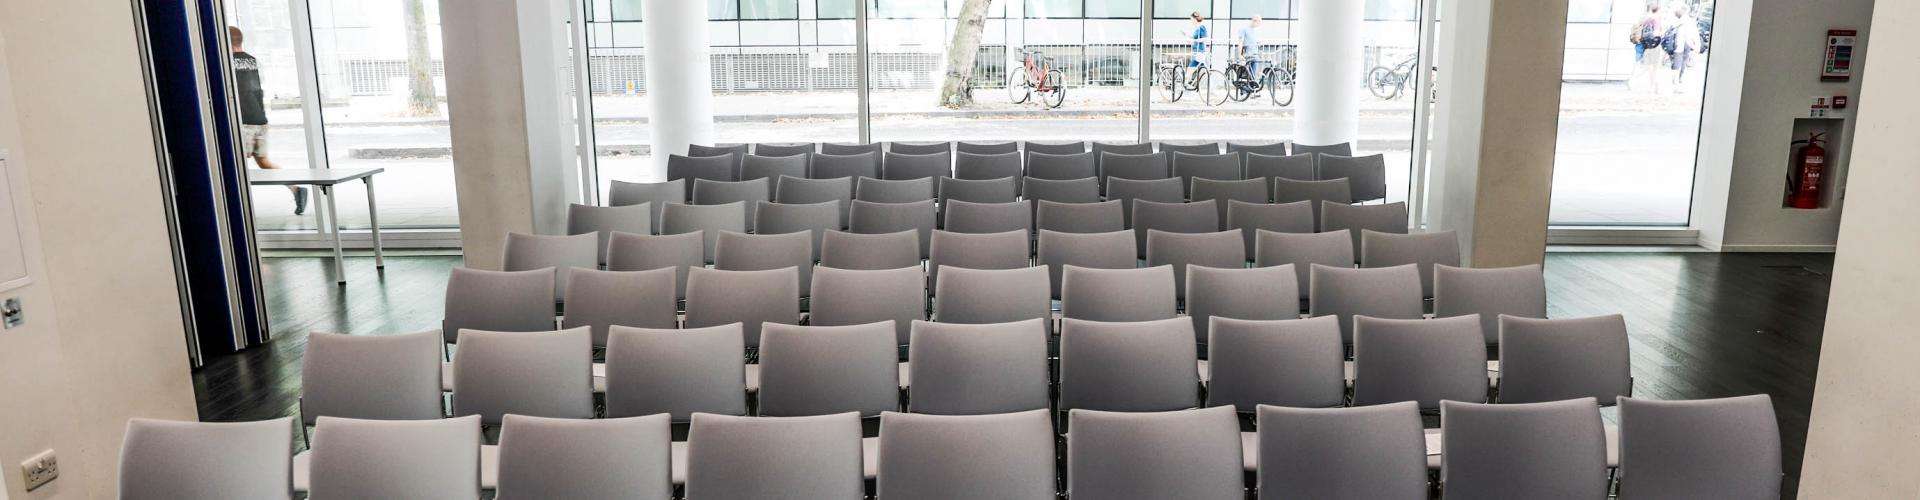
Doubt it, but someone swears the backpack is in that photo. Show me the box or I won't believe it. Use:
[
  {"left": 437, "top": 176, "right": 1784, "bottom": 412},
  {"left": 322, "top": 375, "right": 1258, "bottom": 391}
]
[
  {"left": 1629, "top": 19, "right": 1649, "bottom": 45},
  {"left": 1660, "top": 25, "right": 1679, "bottom": 54}
]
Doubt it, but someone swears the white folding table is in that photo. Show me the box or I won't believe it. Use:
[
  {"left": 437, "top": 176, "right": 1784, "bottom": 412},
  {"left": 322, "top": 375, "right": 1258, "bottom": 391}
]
[{"left": 247, "top": 167, "right": 386, "bottom": 283}]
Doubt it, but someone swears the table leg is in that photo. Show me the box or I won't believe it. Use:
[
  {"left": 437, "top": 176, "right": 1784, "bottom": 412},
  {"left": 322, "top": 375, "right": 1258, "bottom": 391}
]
[
  {"left": 364, "top": 176, "right": 385, "bottom": 268},
  {"left": 323, "top": 185, "right": 345, "bottom": 284}
]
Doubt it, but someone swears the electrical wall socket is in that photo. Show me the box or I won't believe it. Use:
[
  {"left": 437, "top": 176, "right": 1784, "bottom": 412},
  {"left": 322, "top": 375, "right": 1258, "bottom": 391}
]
[{"left": 20, "top": 449, "right": 56, "bottom": 491}]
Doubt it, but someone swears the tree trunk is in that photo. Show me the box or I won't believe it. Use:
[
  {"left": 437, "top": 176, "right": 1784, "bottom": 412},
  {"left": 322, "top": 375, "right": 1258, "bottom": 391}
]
[
  {"left": 937, "top": 0, "right": 995, "bottom": 109},
  {"left": 402, "top": 0, "right": 439, "bottom": 117}
]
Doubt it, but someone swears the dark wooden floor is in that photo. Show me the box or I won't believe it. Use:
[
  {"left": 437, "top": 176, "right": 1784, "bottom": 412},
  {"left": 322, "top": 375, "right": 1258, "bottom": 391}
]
[{"left": 195, "top": 251, "right": 1829, "bottom": 494}]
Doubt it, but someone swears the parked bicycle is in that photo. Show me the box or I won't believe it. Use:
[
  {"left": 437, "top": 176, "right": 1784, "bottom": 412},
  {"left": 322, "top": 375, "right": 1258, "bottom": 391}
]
[
  {"left": 1006, "top": 48, "right": 1066, "bottom": 109},
  {"left": 1221, "top": 55, "right": 1294, "bottom": 106},
  {"left": 1155, "top": 51, "right": 1230, "bottom": 106},
  {"left": 1366, "top": 55, "right": 1419, "bottom": 100}
]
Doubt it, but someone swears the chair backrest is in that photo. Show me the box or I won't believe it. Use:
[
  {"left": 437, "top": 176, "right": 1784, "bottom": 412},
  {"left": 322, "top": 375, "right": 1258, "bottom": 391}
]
[
  {"left": 1309, "top": 263, "right": 1424, "bottom": 343},
  {"left": 882, "top": 151, "right": 952, "bottom": 180},
  {"left": 1059, "top": 317, "right": 1199, "bottom": 412},
  {"left": 562, "top": 268, "right": 679, "bottom": 347},
  {"left": 1245, "top": 152, "right": 1316, "bottom": 191},
  {"left": 855, "top": 176, "right": 936, "bottom": 203},
  {"left": 1617, "top": 395, "right": 1782, "bottom": 500},
  {"left": 740, "top": 153, "right": 809, "bottom": 186},
  {"left": 957, "top": 141, "right": 1020, "bottom": 156},
  {"left": 1106, "top": 176, "right": 1184, "bottom": 227},
  {"left": 1062, "top": 265, "right": 1177, "bottom": 322},
  {"left": 683, "top": 267, "right": 800, "bottom": 347},
  {"left": 819, "top": 229, "right": 921, "bottom": 270},
  {"left": 667, "top": 154, "right": 738, "bottom": 197},
  {"left": 1099, "top": 151, "right": 1170, "bottom": 184},
  {"left": 1022, "top": 176, "right": 1101, "bottom": 208},
  {"left": 1498, "top": 314, "right": 1631, "bottom": 405},
  {"left": 714, "top": 230, "right": 814, "bottom": 296},
  {"left": 685, "top": 412, "right": 865, "bottom": 499},
  {"left": 753, "top": 142, "right": 817, "bottom": 157},
  {"left": 888, "top": 141, "right": 953, "bottom": 156},
  {"left": 692, "top": 178, "right": 772, "bottom": 230},
  {"left": 1274, "top": 178, "right": 1353, "bottom": 229},
  {"left": 688, "top": 143, "right": 748, "bottom": 159},
  {"left": 773, "top": 175, "right": 854, "bottom": 228},
  {"left": 943, "top": 199, "right": 1031, "bottom": 235},
  {"left": 821, "top": 142, "right": 883, "bottom": 156},
  {"left": 1316, "top": 153, "right": 1389, "bottom": 202},
  {"left": 442, "top": 267, "right": 555, "bottom": 345},
  {"left": 603, "top": 324, "right": 748, "bottom": 420},
  {"left": 1024, "top": 151, "right": 1097, "bottom": 180},
  {"left": 753, "top": 200, "right": 840, "bottom": 256},
  {"left": 502, "top": 232, "right": 598, "bottom": 302},
  {"left": 1292, "top": 142, "right": 1352, "bottom": 158},
  {"left": 1321, "top": 201, "right": 1407, "bottom": 254},
  {"left": 660, "top": 201, "right": 749, "bottom": 263},
  {"left": 936, "top": 175, "right": 1018, "bottom": 207},
  {"left": 1226, "top": 141, "right": 1291, "bottom": 158},
  {"left": 1435, "top": 264, "right": 1547, "bottom": 344},
  {"left": 567, "top": 202, "right": 651, "bottom": 264},
  {"left": 1023, "top": 140, "right": 1087, "bottom": 155},
  {"left": 450, "top": 328, "right": 595, "bottom": 425},
  {"left": 1146, "top": 229, "right": 1246, "bottom": 299},
  {"left": 606, "top": 231, "right": 703, "bottom": 300},
  {"left": 928, "top": 230, "right": 1029, "bottom": 287},
  {"left": 906, "top": 319, "right": 1052, "bottom": 415},
  {"left": 1092, "top": 141, "right": 1155, "bottom": 156},
  {"left": 756, "top": 322, "right": 900, "bottom": 417},
  {"left": 495, "top": 414, "right": 672, "bottom": 500},
  {"left": 1036, "top": 199, "right": 1124, "bottom": 234},
  {"left": 1351, "top": 315, "right": 1488, "bottom": 409},
  {"left": 607, "top": 179, "right": 685, "bottom": 226},
  {"left": 1172, "top": 152, "right": 1241, "bottom": 191},
  {"left": 1036, "top": 229, "right": 1135, "bottom": 299},
  {"left": 931, "top": 266, "right": 1052, "bottom": 336},
  {"left": 1160, "top": 141, "right": 1222, "bottom": 156},
  {"left": 301, "top": 331, "right": 444, "bottom": 426},
  {"left": 1361, "top": 230, "right": 1460, "bottom": 297},
  {"left": 1132, "top": 199, "right": 1218, "bottom": 258},
  {"left": 810, "top": 266, "right": 927, "bottom": 346},
  {"left": 1441, "top": 398, "right": 1610, "bottom": 499},
  {"left": 1208, "top": 316, "right": 1344, "bottom": 411},
  {"left": 1256, "top": 402, "right": 1427, "bottom": 500},
  {"left": 877, "top": 410, "right": 1057, "bottom": 500},
  {"left": 953, "top": 151, "right": 1023, "bottom": 182},
  {"left": 1254, "top": 229, "right": 1350, "bottom": 303},
  {"left": 850, "top": 199, "right": 938, "bottom": 259},
  {"left": 1192, "top": 178, "right": 1268, "bottom": 228},
  {"left": 1186, "top": 265, "right": 1299, "bottom": 343},
  {"left": 120, "top": 418, "right": 295, "bottom": 500},
  {"left": 308, "top": 416, "right": 481, "bottom": 500},
  {"left": 1229, "top": 200, "right": 1313, "bottom": 257},
  {"left": 810, "top": 151, "right": 881, "bottom": 180},
  {"left": 1067, "top": 406, "right": 1244, "bottom": 500}
]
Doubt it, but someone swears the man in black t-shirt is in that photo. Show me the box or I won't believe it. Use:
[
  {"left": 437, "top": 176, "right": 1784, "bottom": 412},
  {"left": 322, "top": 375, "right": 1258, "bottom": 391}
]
[{"left": 230, "top": 26, "right": 306, "bottom": 215}]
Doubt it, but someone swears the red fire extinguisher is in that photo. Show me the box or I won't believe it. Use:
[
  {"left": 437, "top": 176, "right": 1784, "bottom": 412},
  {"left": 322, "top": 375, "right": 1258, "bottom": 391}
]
[{"left": 1787, "top": 132, "right": 1827, "bottom": 209}]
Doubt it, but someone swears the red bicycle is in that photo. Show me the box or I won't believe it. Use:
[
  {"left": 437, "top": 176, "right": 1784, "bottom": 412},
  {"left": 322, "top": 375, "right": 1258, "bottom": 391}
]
[{"left": 1005, "top": 48, "right": 1066, "bottom": 109}]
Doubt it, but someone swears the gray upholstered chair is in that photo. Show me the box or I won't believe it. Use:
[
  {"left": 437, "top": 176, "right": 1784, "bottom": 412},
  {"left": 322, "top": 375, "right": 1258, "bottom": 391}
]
[
  {"left": 1145, "top": 229, "right": 1246, "bottom": 299},
  {"left": 753, "top": 200, "right": 840, "bottom": 256},
  {"left": 942, "top": 199, "right": 1031, "bottom": 235},
  {"left": 495, "top": 414, "right": 671, "bottom": 500},
  {"left": 1172, "top": 152, "right": 1241, "bottom": 191},
  {"left": 1322, "top": 201, "right": 1408, "bottom": 254},
  {"left": 888, "top": 141, "right": 953, "bottom": 156},
  {"left": 811, "top": 151, "right": 881, "bottom": 180},
  {"left": 308, "top": 416, "right": 482, "bottom": 500},
  {"left": 684, "top": 412, "right": 865, "bottom": 500},
  {"left": 876, "top": 410, "right": 1057, "bottom": 500},
  {"left": 953, "top": 151, "right": 1023, "bottom": 183},
  {"left": 931, "top": 266, "right": 1052, "bottom": 337},
  {"left": 1092, "top": 141, "right": 1155, "bottom": 156},
  {"left": 692, "top": 178, "right": 771, "bottom": 230},
  {"left": 1066, "top": 406, "right": 1243, "bottom": 500},
  {"left": 1433, "top": 264, "right": 1547, "bottom": 344},
  {"left": 1023, "top": 140, "right": 1087, "bottom": 155},
  {"left": 936, "top": 176, "right": 1018, "bottom": 206},
  {"left": 1309, "top": 263, "right": 1423, "bottom": 342},
  {"left": 855, "top": 176, "right": 936, "bottom": 204},
  {"left": 120, "top": 417, "right": 295, "bottom": 500},
  {"left": 1192, "top": 178, "right": 1269, "bottom": 228},
  {"left": 1498, "top": 314, "right": 1631, "bottom": 405},
  {"left": 1245, "top": 152, "right": 1316, "bottom": 192},
  {"left": 566, "top": 202, "right": 651, "bottom": 264},
  {"left": 1036, "top": 229, "right": 1135, "bottom": 299},
  {"left": 1036, "top": 200, "right": 1124, "bottom": 234},
  {"left": 1229, "top": 201, "right": 1314, "bottom": 257},
  {"left": 1185, "top": 265, "right": 1299, "bottom": 345},
  {"left": 1256, "top": 402, "right": 1427, "bottom": 499},
  {"left": 1254, "top": 229, "right": 1351, "bottom": 303},
  {"left": 1106, "top": 176, "right": 1185, "bottom": 227},
  {"left": 957, "top": 141, "right": 1020, "bottom": 155},
  {"left": 302, "top": 331, "right": 444, "bottom": 426},
  {"left": 849, "top": 199, "right": 937, "bottom": 259},
  {"left": 819, "top": 229, "right": 921, "bottom": 270},
  {"left": 773, "top": 175, "right": 855, "bottom": 228},
  {"left": 560, "top": 268, "right": 678, "bottom": 348},
  {"left": 821, "top": 142, "right": 882, "bottom": 155},
  {"left": 1617, "top": 395, "right": 1781, "bottom": 500},
  {"left": 810, "top": 266, "right": 927, "bottom": 348},
  {"left": 442, "top": 267, "right": 555, "bottom": 347},
  {"left": 1062, "top": 265, "right": 1178, "bottom": 322},
  {"left": 715, "top": 230, "right": 814, "bottom": 296},
  {"left": 603, "top": 324, "right": 749, "bottom": 420},
  {"left": 1440, "top": 398, "right": 1610, "bottom": 500},
  {"left": 756, "top": 322, "right": 900, "bottom": 417},
  {"left": 502, "top": 232, "right": 597, "bottom": 303},
  {"left": 1132, "top": 199, "right": 1218, "bottom": 258},
  {"left": 1099, "top": 151, "right": 1170, "bottom": 186},
  {"left": 1274, "top": 178, "right": 1353, "bottom": 229},
  {"left": 740, "top": 154, "right": 809, "bottom": 189},
  {"left": 667, "top": 154, "right": 737, "bottom": 198},
  {"left": 1160, "top": 141, "right": 1222, "bottom": 156},
  {"left": 753, "top": 142, "right": 816, "bottom": 157},
  {"left": 688, "top": 143, "right": 749, "bottom": 179},
  {"left": 1360, "top": 230, "right": 1460, "bottom": 297},
  {"left": 1059, "top": 317, "right": 1199, "bottom": 413},
  {"left": 1207, "top": 316, "right": 1344, "bottom": 410},
  {"left": 1293, "top": 142, "right": 1352, "bottom": 157},
  {"left": 1024, "top": 151, "right": 1097, "bottom": 180},
  {"left": 927, "top": 230, "right": 1029, "bottom": 288},
  {"left": 660, "top": 201, "right": 748, "bottom": 263},
  {"left": 1022, "top": 176, "right": 1101, "bottom": 209},
  {"left": 882, "top": 151, "right": 952, "bottom": 180},
  {"left": 607, "top": 179, "right": 685, "bottom": 226},
  {"left": 1227, "top": 141, "right": 1290, "bottom": 158},
  {"left": 450, "top": 328, "right": 595, "bottom": 425},
  {"left": 1317, "top": 153, "right": 1389, "bottom": 202},
  {"left": 606, "top": 231, "right": 704, "bottom": 300},
  {"left": 683, "top": 267, "right": 800, "bottom": 348},
  {"left": 906, "top": 319, "right": 1051, "bottom": 415},
  {"left": 1351, "top": 315, "right": 1489, "bottom": 409}
]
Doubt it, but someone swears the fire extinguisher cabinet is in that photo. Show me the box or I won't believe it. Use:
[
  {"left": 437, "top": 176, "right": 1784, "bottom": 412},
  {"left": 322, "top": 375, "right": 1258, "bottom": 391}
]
[{"left": 1785, "top": 118, "right": 1846, "bottom": 209}]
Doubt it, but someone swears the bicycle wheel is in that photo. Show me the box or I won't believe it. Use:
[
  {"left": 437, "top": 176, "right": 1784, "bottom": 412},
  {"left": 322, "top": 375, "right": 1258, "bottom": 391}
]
[
  {"left": 1268, "top": 69, "right": 1295, "bottom": 106},
  {"left": 1007, "top": 69, "right": 1031, "bottom": 104},
  {"left": 1158, "top": 66, "right": 1185, "bottom": 102},
  {"left": 1199, "top": 70, "right": 1230, "bottom": 107},
  {"left": 1040, "top": 69, "right": 1067, "bottom": 109},
  {"left": 1366, "top": 66, "right": 1400, "bottom": 100}
]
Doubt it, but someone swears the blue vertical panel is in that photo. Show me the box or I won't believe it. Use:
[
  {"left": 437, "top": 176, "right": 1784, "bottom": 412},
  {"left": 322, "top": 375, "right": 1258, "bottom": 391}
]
[{"left": 197, "top": 0, "right": 266, "bottom": 346}]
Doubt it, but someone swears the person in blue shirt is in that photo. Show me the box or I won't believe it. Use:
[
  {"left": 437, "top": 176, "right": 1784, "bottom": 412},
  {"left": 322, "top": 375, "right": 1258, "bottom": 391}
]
[
  {"left": 1189, "top": 12, "right": 1208, "bottom": 68},
  {"left": 1237, "top": 16, "right": 1263, "bottom": 76}
]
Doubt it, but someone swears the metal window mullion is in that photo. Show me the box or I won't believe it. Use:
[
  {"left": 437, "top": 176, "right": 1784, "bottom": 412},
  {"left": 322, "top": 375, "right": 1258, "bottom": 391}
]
[
  {"left": 1408, "top": 0, "right": 1440, "bottom": 230},
  {"left": 570, "top": 0, "right": 602, "bottom": 205},
  {"left": 856, "top": 0, "right": 872, "bottom": 143},
  {"left": 184, "top": 0, "right": 251, "bottom": 350},
  {"left": 1138, "top": 0, "right": 1153, "bottom": 143}
]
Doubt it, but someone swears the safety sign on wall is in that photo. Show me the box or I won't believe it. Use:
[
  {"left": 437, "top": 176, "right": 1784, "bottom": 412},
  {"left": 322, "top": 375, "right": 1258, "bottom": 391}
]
[{"left": 1822, "top": 29, "right": 1856, "bottom": 82}]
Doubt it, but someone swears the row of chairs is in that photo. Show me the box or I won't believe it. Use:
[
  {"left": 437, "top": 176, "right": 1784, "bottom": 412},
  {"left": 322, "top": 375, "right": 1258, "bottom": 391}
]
[
  {"left": 123, "top": 396, "right": 1781, "bottom": 499},
  {"left": 674, "top": 141, "right": 1353, "bottom": 188},
  {"left": 688, "top": 139, "right": 1344, "bottom": 158}
]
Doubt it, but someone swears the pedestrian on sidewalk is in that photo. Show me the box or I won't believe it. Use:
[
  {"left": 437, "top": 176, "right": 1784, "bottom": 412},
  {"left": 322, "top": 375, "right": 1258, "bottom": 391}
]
[
  {"left": 1238, "top": 16, "right": 1263, "bottom": 76},
  {"left": 1189, "top": 12, "right": 1209, "bottom": 68},
  {"left": 1626, "top": 3, "right": 1666, "bottom": 93},
  {"left": 229, "top": 26, "right": 307, "bottom": 215},
  {"left": 1668, "top": 3, "right": 1703, "bottom": 91}
]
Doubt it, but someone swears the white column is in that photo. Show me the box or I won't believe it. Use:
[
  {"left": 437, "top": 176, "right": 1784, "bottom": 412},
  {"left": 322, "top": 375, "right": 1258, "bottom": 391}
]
[
  {"left": 1295, "top": 0, "right": 1360, "bottom": 146},
  {"left": 645, "top": 0, "right": 716, "bottom": 174}
]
